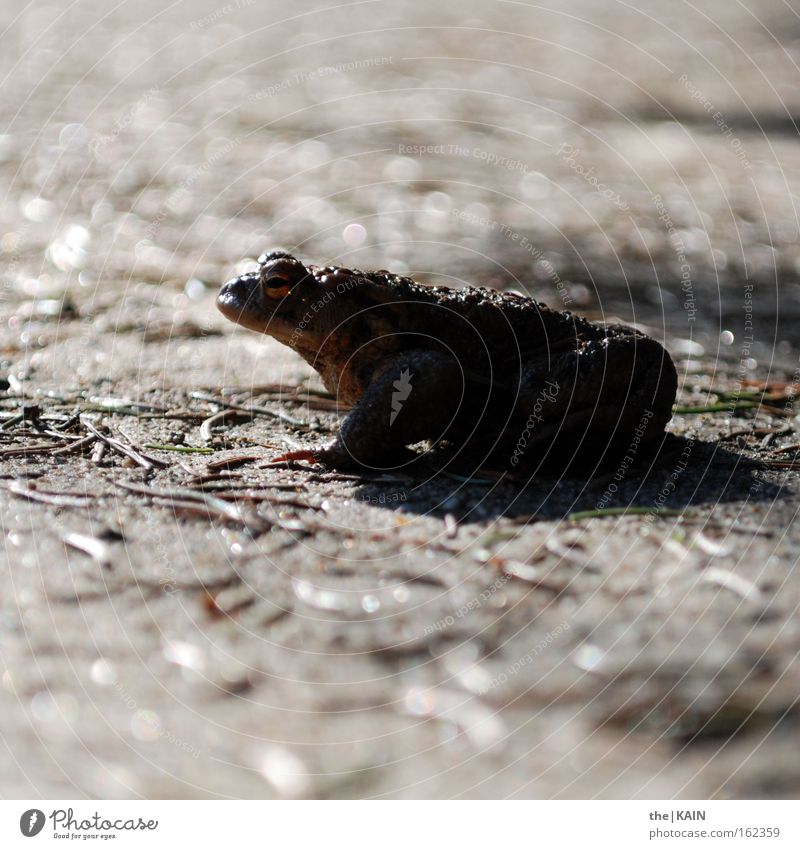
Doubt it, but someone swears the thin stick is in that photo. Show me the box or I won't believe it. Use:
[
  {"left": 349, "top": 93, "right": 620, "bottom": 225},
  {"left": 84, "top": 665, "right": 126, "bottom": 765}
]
[
  {"left": 144, "top": 444, "right": 215, "bottom": 455},
  {"left": 0, "top": 442, "right": 82, "bottom": 458},
  {"left": 4, "top": 481, "right": 97, "bottom": 508},
  {"left": 568, "top": 506, "right": 685, "bottom": 521},
  {"left": 205, "top": 455, "right": 261, "bottom": 472},
  {"left": 192, "top": 392, "right": 307, "bottom": 428},
  {"left": 82, "top": 418, "right": 168, "bottom": 470},
  {"left": 52, "top": 435, "right": 97, "bottom": 456},
  {"left": 199, "top": 408, "right": 250, "bottom": 443},
  {"left": 114, "top": 479, "right": 268, "bottom": 531}
]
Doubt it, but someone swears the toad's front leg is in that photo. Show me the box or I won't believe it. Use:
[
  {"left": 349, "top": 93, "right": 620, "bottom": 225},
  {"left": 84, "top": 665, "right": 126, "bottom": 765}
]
[{"left": 277, "top": 350, "right": 465, "bottom": 470}]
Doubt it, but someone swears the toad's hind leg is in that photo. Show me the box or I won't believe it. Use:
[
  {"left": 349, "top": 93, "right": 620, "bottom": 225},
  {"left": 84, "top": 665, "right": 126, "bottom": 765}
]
[{"left": 508, "top": 333, "right": 677, "bottom": 470}]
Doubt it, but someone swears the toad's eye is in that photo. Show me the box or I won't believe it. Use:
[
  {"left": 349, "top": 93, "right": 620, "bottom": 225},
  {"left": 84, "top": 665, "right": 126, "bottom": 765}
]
[
  {"left": 260, "top": 257, "right": 305, "bottom": 299},
  {"left": 265, "top": 281, "right": 291, "bottom": 299}
]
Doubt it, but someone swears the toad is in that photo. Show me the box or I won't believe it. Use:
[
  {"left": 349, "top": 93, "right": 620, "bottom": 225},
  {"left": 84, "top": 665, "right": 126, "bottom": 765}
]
[{"left": 217, "top": 251, "right": 677, "bottom": 472}]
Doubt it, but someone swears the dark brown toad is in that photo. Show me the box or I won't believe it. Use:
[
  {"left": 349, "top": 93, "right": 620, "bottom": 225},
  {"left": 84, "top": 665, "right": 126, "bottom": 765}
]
[{"left": 217, "top": 250, "right": 677, "bottom": 472}]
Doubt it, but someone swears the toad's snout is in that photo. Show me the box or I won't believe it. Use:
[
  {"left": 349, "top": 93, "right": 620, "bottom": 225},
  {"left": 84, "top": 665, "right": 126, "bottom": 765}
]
[{"left": 216, "top": 273, "right": 265, "bottom": 326}]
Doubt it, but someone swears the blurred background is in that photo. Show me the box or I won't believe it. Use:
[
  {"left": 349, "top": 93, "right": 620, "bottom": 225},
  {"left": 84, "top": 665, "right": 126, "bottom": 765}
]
[
  {"left": 3, "top": 0, "right": 800, "bottom": 354},
  {"left": 3, "top": 0, "right": 800, "bottom": 800}
]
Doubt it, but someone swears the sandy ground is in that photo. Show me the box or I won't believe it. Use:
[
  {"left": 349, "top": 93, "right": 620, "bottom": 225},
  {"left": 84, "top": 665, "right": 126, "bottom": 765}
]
[{"left": 1, "top": 0, "right": 800, "bottom": 798}]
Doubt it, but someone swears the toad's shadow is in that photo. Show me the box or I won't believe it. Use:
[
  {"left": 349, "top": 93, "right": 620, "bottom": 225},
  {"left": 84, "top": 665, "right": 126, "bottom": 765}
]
[{"left": 353, "top": 435, "right": 782, "bottom": 523}]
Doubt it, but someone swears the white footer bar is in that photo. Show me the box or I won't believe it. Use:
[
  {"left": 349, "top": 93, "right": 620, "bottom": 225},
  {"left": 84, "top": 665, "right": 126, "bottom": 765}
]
[{"left": 2, "top": 800, "right": 797, "bottom": 848}]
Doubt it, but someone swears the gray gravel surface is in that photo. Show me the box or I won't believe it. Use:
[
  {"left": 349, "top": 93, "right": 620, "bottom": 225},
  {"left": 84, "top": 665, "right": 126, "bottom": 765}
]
[{"left": 2, "top": 0, "right": 800, "bottom": 799}]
